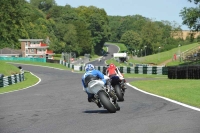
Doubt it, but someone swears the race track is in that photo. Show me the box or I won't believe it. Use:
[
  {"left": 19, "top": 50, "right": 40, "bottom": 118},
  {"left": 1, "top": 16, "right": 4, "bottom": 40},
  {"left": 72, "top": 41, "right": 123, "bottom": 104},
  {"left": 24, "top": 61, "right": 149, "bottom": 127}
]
[
  {"left": 89, "top": 43, "right": 119, "bottom": 66},
  {"left": 0, "top": 63, "right": 200, "bottom": 133}
]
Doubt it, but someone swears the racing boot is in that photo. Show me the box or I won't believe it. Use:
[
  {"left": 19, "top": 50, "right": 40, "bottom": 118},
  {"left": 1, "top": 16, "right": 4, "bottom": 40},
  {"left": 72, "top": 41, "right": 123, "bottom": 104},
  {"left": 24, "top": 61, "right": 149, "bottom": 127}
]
[
  {"left": 105, "top": 79, "right": 112, "bottom": 91},
  {"left": 114, "top": 102, "right": 120, "bottom": 111},
  {"left": 122, "top": 85, "right": 127, "bottom": 92},
  {"left": 88, "top": 94, "right": 95, "bottom": 102},
  {"left": 108, "top": 90, "right": 117, "bottom": 102},
  {"left": 91, "top": 98, "right": 102, "bottom": 108}
]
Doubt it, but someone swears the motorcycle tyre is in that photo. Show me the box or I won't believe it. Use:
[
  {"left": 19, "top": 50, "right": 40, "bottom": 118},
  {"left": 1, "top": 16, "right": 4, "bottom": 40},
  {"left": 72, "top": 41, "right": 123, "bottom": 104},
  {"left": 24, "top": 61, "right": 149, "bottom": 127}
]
[
  {"left": 98, "top": 90, "right": 116, "bottom": 113},
  {"left": 115, "top": 84, "right": 124, "bottom": 101}
]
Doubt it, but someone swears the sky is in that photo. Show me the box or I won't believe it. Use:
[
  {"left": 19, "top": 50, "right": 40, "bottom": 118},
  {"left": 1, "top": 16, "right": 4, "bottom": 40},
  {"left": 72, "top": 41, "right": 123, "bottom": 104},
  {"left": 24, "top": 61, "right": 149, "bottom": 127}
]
[{"left": 55, "top": 0, "right": 197, "bottom": 30}]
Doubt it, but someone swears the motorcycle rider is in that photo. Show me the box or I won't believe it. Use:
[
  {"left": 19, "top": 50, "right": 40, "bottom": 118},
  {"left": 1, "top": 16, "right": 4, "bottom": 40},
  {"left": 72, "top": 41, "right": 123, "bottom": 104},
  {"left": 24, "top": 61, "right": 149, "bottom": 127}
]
[
  {"left": 106, "top": 63, "right": 127, "bottom": 91},
  {"left": 81, "top": 64, "right": 113, "bottom": 108}
]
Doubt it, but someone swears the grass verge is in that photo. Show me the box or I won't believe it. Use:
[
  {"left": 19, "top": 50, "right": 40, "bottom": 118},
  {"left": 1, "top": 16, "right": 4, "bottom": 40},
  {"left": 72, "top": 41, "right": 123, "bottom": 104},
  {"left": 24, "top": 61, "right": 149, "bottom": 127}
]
[
  {"left": 123, "top": 73, "right": 167, "bottom": 78},
  {"left": 130, "top": 79, "right": 200, "bottom": 108},
  {"left": 5, "top": 61, "right": 72, "bottom": 70},
  {"left": 0, "top": 61, "right": 20, "bottom": 76},
  {"left": 106, "top": 42, "right": 200, "bottom": 66}
]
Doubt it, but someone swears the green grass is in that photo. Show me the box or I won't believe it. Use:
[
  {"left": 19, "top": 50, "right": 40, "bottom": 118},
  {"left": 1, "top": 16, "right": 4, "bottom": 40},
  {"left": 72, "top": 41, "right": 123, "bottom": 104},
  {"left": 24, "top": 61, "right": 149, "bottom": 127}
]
[
  {"left": 106, "top": 59, "right": 127, "bottom": 66},
  {"left": 123, "top": 73, "right": 167, "bottom": 78},
  {"left": 90, "top": 54, "right": 100, "bottom": 59},
  {"left": 138, "top": 42, "right": 200, "bottom": 65},
  {"left": 0, "top": 71, "right": 39, "bottom": 94},
  {"left": 53, "top": 57, "right": 61, "bottom": 60},
  {"left": 130, "top": 79, "right": 200, "bottom": 108},
  {"left": 103, "top": 46, "right": 108, "bottom": 54},
  {"left": 0, "top": 61, "right": 20, "bottom": 76},
  {"left": 123, "top": 73, "right": 200, "bottom": 108},
  {"left": 108, "top": 42, "right": 200, "bottom": 66}
]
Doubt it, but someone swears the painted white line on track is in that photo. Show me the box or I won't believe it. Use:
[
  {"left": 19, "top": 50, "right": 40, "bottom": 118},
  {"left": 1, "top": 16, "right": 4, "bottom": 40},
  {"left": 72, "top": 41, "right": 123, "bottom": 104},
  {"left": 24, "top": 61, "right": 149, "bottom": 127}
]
[
  {"left": 7, "top": 62, "right": 66, "bottom": 70},
  {"left": 1, "top": 62, "right": 82, "bottom": 94},
  {"left": 0, "top": 72, "right": 41, "bottom": 94},
  {"left": 8, "top": 62, "right": 83, "bottom": 73},
  {"left": 126, "top": 83, "right": 200, "bottom": 112}
]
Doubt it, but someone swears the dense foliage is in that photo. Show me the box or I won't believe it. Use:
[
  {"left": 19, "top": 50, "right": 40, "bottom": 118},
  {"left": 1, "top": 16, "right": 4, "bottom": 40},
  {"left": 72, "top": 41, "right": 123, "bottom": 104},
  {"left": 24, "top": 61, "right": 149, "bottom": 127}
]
[
  {"left": 180, "top": 0, "right": 200, "bottom": 31},
  {"left": 0, "top": 0, "right": 197, "bottom": 56},
  {"left": 108, "top": 15, "right": 195, "bottom": 55}
]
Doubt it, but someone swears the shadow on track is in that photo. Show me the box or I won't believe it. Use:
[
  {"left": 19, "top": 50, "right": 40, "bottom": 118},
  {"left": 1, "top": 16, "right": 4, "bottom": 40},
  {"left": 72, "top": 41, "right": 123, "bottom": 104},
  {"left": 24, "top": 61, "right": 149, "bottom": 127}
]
[{"left": 83, "top": 110, "right": 110, "bottom": 114}]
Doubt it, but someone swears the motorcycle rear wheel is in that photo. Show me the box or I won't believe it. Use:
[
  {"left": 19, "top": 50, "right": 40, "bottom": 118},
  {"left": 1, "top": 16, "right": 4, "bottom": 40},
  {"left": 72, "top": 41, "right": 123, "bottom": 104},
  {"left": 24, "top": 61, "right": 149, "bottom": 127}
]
[
  {"left": 115, "top": 84, "right": 124, "bottom": 101},
  {"left": 98, "top": 90, "right": 116, "bottom": 113}
]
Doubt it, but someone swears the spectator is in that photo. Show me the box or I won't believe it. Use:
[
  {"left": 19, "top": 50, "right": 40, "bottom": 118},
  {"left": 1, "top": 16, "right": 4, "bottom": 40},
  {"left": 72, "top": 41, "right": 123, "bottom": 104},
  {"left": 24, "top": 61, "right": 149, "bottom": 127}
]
[
  {"left": 174, "top": 53, "right": 177, "bottom": 60},
  {"left": 18, "top": 66, "right": 24, "bottom": 73}
]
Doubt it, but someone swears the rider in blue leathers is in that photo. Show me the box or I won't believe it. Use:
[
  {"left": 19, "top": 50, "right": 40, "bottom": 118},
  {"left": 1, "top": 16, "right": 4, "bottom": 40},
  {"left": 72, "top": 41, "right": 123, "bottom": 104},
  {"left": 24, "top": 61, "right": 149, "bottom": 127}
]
[{"left": 81, "top": 64, "right": 111, "bottom": 108}]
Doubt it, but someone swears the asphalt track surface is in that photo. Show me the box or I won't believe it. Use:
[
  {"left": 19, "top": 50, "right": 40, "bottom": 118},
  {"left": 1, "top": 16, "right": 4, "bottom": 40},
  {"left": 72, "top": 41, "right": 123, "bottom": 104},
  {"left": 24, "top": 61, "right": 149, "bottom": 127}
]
[
  {"left": 89, "top": 43, "right": 119, "bottom": 66},
  {"left": 0, "top": 45, "right": 200, "bottom": 133}
]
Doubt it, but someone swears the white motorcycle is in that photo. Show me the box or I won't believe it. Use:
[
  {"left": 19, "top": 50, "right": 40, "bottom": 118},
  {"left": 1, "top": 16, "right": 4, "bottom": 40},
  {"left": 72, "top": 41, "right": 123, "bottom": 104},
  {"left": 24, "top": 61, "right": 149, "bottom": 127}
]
[{"left": 87, "top": 79, "right": 120, "bottom": 113}]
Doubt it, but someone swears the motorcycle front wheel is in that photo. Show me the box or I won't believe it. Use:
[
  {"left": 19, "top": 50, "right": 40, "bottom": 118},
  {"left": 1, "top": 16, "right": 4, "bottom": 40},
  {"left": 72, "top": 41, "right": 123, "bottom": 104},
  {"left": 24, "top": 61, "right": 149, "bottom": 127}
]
[{"left": 98, "top": 90, "right": 116, "bottom": 113}]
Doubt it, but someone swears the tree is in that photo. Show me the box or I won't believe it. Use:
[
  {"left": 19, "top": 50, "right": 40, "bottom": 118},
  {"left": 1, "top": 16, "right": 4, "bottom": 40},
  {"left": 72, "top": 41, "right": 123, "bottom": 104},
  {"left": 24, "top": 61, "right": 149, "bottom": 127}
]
[
  {"left": 116, "top": 16, "right": 134, "bottom": 41},
  {"left": 30, "top": 0, "right": 57, "bottom": 12},
  {"left": 120, "top": 30, "right": 141, "bottom": 52},
  {"left": 140, "top": 22, "right": 159, "bottom": 54},
  {"left": 0, "top": 0, "right": 29, "bottom": 49},
  {"left": 180, "top": 0, "right": 200, "bottom": 31},
  {"left": 63, "top": 24, "right": 78, "bottom": 52},
  {"left": 76, "top": 6, "right": 110, "bottom": 55},
  {"left": 197, "top": 35, "right": 200, "bottom": 43},
  {"left": 108, "top": 16, "right": 122, "bottom": 42},
  {"left": 73, "top": 20, "right": 93, "bottom": 55}
]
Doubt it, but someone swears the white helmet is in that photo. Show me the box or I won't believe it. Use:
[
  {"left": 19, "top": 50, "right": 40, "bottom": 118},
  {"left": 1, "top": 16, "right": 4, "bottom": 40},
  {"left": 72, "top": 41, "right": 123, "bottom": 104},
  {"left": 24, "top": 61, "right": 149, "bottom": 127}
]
[{"left": 85, "top": 64, "right": 95, "bottom": 71}]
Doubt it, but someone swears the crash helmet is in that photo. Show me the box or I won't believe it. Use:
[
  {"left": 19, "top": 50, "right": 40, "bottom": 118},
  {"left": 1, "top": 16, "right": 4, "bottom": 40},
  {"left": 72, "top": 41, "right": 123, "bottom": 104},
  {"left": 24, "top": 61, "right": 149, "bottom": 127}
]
[
  {"left": 109, "top": 63, "right": 116, "bottom": 69},
  {"left": 85, "top": 64, "right": 95, "bottom": 72}
]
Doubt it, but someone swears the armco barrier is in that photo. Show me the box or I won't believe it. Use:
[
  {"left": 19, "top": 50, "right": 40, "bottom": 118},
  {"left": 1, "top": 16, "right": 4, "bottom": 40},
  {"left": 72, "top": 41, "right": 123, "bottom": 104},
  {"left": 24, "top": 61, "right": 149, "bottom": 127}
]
[
  {"left": 59, "top": 60, "right": 168, "bottom": 75},
  {"left": 0, "top": 73, "right": 25, "bottom": 88},
  {"left": 59, "top": 60, "right": 76, "bottom": 70}
]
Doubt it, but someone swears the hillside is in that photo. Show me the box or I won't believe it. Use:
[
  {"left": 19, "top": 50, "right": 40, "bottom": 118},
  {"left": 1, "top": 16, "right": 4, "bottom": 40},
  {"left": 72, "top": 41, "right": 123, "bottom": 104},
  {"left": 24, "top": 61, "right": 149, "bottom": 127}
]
[
  {"left": 172, "top": 30, "right": 200, "bottom": 40},
  {"left": 110, "top": 42, "right": 200, "bottom": 66}
]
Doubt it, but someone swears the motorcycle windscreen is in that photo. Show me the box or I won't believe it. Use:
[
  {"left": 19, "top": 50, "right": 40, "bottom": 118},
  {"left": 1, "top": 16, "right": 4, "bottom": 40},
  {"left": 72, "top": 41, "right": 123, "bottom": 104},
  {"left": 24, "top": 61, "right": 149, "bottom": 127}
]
[{"left": 87, "top": 80, "right": 104, "bottom": 94}]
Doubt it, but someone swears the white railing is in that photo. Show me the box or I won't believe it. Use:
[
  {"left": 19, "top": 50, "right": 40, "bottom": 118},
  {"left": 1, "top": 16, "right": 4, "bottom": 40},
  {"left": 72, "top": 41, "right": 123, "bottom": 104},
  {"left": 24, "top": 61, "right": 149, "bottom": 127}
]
[
  {"left": 37, "top": 51, "right": 46, "bottom": 54},
  {"left": 25, "top": 44, "right": 48, "bottom": 48},
  {"left": 30, "top": 44, "right": 40, "bottom": 47}
]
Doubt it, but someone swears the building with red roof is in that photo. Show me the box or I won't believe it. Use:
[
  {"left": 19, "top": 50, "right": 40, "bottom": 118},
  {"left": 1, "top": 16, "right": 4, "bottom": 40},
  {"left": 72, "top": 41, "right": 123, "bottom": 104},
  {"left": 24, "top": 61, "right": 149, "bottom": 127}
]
[{"left": 18, "top": 39, "right": 55, "bottom": 59}]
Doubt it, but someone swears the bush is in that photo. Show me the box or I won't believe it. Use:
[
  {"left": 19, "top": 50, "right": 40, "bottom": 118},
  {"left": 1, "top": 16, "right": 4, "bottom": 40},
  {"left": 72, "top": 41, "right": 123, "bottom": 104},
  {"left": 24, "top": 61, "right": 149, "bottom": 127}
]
[{"left": 54, "top": 54, "right": 61, "bottom": 57}]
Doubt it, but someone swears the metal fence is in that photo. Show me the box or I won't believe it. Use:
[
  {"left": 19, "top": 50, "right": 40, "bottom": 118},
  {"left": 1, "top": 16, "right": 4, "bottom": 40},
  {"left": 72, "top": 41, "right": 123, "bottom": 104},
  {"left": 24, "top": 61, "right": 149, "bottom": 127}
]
[
  {"left": 59, "top": 60, "right": 168, "bottom": 75},
  {"left": 0, "top": 57, "right": 46, "bottom": 62}
]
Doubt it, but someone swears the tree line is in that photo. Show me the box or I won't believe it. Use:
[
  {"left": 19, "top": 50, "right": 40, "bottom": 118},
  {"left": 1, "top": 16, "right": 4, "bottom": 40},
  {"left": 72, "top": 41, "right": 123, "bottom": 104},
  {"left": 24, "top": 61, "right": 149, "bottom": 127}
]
[{"left": 0, "top": 0, "right": 199, "bottom": 56}]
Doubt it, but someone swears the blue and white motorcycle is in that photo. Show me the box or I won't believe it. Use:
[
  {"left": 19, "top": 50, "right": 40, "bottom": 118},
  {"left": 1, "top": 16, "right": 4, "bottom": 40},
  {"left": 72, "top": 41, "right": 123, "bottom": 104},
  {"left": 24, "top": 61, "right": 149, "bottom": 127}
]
[{"left": 87, "top": 79, "right": 120, "bottom": 113}]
